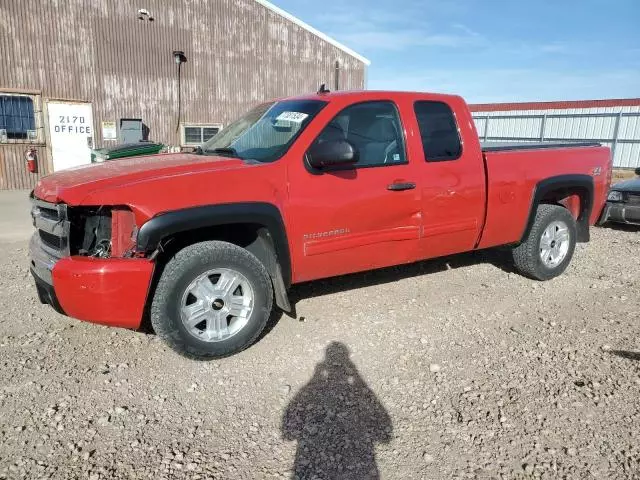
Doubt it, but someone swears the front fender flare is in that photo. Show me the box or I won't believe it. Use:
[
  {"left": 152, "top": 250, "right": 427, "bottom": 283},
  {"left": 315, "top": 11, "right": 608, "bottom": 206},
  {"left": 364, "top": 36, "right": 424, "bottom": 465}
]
[{"left": 137, "top": 202, "right": 291, "bottom": 288}]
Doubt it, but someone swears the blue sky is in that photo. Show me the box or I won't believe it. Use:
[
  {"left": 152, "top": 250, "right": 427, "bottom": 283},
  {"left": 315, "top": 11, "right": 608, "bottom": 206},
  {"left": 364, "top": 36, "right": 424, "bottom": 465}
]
[{"left": 272, "top": 0, "right": 640, "bottom": 103}]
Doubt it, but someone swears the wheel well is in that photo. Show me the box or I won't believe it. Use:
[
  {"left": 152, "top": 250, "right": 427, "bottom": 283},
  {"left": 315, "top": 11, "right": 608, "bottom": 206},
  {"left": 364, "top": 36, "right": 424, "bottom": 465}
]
[
  {"left": 522, "top": 175, "right": 594, "bottom": 244},
  {"left": 538, "top": 186, "right": 591, "bottom": 242},
  {"left": 153, "top": 223, "right": 265, "bottom": 261},
  {"left": 540, "top": 188, "right": 587, "bottom": 221},
  {"left": 141, "top": 223, "right": 291, "bottom": 331}
]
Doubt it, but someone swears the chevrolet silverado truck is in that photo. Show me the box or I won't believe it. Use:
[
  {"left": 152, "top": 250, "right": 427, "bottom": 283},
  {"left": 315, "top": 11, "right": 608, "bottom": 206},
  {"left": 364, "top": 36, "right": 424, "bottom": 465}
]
[{"left": 29, "top": 90, "right": 612, "bottom": 358}]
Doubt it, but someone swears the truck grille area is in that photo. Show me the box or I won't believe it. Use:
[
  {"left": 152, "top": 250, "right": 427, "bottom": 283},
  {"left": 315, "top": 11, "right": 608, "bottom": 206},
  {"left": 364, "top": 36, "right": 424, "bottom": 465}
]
[
  {"left": 31, "top": 197, "right": 71, "bottom": 259},
  {"left": 39, "top": 230, "right": 68, "bottom": 252},
  {"left": 627, "top": 193, "right": 640, "bottom": 206},
  {"left": 31, "top": 194, "right": 116, "bottom": 259}
]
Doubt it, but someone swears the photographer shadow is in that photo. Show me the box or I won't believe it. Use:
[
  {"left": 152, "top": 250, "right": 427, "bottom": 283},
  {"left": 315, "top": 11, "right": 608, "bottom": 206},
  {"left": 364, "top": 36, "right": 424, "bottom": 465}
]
[{"left": 282, "top": 342, "right": 392, "bottom": 479}]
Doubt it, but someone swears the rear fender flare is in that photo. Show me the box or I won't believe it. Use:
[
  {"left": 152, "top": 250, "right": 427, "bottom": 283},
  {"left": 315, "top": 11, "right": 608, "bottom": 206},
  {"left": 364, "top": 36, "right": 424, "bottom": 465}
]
[{"left": 521, "top": 174, "right": 594, "bottom": 243}]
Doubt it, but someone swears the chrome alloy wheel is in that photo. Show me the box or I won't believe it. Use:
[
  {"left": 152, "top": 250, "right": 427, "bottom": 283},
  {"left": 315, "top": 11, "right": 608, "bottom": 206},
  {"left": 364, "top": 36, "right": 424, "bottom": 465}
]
[
  {"left": 180, "top": 268, "right": 254, "bottom": 342},
  {"left": 539, "top": 220, "right": 570, "bottom": 268}
]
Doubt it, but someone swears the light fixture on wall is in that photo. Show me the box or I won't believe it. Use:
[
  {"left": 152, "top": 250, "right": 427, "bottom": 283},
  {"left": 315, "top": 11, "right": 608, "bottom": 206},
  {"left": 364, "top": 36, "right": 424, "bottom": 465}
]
[
  {"left": 173, "top": 51, "right": 186, "bottom": 65},
  {"left": 137, "top": 8, "right": 154, "bottom": 21}
]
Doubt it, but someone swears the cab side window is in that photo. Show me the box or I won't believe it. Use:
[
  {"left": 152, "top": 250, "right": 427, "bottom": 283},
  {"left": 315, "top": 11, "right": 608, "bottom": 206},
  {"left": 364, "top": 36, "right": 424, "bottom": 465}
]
[
  {"left": 414, "top": 101, "right": 462, "bottom": 162},
  {"left": 313, "top": 101, "right": 406, "bottom": 167}
]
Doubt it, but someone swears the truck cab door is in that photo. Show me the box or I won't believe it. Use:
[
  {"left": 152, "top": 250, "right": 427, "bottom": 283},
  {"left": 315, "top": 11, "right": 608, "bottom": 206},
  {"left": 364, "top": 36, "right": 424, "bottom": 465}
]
[
  {"left": 287, "top": 99, "right": 423, "bottom": 283},
  {"left": 411, "top": 99, "right": 486, "bottom": 258}
]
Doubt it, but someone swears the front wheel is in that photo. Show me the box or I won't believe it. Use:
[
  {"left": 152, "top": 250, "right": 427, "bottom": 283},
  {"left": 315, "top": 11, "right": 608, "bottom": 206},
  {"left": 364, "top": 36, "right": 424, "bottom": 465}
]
[
  {"left": 512, "top": 204, "right": 577, "bottom": 280},
  {"left": 150, "top": 241, "right": 273, "bottom": 359}
]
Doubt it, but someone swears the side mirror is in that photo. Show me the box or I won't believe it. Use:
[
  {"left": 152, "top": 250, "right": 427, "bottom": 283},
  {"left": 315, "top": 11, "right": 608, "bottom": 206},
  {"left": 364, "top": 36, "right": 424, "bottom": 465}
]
[
  {"left": 307, "top": 139, "right": 357, "bottom": 169},
  {"left": 635, "top": 167, "right": 640, "bottom": 176}
]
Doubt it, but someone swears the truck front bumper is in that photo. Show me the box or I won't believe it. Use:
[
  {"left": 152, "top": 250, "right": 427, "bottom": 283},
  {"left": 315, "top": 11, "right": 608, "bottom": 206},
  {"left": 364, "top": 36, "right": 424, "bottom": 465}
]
[
  {"left": 29, "top": 234, "right": 154, "bottom": 330},
  {"left": 599, "top": 202, "right": 640, "bottom": 226}
]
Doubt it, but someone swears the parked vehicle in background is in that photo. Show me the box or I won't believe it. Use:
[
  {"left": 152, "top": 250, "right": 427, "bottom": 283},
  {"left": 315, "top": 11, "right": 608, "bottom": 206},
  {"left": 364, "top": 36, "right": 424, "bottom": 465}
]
[
  {"left": 91, "top": 142, "right": 164, "bottom": 162},
  {"left": 599, "top": 167, "right": 640, "bottom": 226},
  {"left": 28, "top": 90, "right": 612, "bottom": 359}
]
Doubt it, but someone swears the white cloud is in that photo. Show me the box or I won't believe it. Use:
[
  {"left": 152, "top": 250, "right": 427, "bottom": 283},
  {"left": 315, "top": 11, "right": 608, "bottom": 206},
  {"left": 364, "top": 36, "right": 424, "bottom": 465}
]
[
  {"left": 451, "top": 23, "right": 482, "bottom": 38},
  {"left": 368, "top": 68, "right": 640, "bottom": 103},
  {"left": 314, "top": 3, "right": 482, "bottom": 52},
  {"left": 538, "top": 42, "right": 570, "bottom": 53},
  {"left": 317, "top": 0, "right": 470, "bottom": 26},
  {"left": 335, "top": 29, "right": 481, "bottom": 50}
]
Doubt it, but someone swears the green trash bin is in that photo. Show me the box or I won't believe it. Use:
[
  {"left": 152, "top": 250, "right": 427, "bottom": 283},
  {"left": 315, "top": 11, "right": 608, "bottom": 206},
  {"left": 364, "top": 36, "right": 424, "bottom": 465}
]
[{"left": 91, "top": 142, "right": 165, "bottom": 163}]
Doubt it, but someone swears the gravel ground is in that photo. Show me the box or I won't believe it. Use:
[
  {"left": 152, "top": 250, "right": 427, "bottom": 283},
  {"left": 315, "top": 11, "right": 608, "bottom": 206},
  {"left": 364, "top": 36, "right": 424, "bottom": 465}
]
[{"left": 0, "top": 226, "right": 639, "bottom": 479}]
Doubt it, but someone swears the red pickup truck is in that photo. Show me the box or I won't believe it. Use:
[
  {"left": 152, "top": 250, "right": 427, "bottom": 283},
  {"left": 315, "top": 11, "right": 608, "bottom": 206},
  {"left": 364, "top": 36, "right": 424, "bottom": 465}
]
[{"left": 29, "top": 90, "right": 611, "bottom": 358}]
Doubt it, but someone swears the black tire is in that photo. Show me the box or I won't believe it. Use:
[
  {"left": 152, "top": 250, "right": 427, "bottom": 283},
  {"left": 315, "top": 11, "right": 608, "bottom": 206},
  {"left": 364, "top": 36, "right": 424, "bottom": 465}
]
[
  {"left": 150, "top": 241, "right": 273, "bottom": 359},
  {"left": 512, "top": 204, "right": 577, "bottom": 281}
]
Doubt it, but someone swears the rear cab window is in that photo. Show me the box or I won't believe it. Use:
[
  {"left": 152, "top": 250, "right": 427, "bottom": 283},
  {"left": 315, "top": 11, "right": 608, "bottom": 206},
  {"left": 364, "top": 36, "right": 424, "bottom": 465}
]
[{"left": 414, "top": 101, "right": 462, "bottom": 162}]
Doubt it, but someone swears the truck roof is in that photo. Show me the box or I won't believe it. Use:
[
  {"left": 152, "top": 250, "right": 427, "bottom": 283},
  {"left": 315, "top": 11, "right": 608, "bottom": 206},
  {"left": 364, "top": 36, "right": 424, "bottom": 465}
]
[{"left": 280, "top": 90, "right": 464, "bottom": 104}]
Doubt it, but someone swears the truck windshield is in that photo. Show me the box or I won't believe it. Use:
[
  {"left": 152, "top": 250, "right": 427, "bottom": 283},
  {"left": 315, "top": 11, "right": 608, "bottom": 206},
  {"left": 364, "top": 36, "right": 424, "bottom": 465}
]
[{"left": 201, "top": 99, "right": 327, "bottom": 162}]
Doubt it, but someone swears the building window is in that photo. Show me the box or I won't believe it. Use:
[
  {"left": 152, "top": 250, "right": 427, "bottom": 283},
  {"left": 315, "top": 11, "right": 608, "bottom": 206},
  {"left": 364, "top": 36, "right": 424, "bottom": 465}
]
[
  {"left": 181, "top": 124, "right": 222, "bottom": 146},
  {"left": 0, "top": 94, "right": 36, "bottom": 141},
  {"left": 414, "top": 101, "right": 462, "bottom": 162}
]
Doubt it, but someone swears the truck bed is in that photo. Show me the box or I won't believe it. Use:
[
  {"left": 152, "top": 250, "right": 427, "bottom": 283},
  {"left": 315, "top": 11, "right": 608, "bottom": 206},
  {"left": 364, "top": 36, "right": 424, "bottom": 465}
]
[
  {"left": 481, "top": 141, "right": 601, "bottom": 152},
  {"left": 477, "top": 143, "right": 611, "bottom": 250}
]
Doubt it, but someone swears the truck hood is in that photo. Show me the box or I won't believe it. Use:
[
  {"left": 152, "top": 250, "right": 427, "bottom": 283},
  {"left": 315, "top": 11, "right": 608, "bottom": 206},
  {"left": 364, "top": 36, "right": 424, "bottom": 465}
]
[
  {"left": 612, "top": 177, "right": 640, "bottom": 192},
  {"left": 34, "top": 153, "right": 248, "bottom": 204}
]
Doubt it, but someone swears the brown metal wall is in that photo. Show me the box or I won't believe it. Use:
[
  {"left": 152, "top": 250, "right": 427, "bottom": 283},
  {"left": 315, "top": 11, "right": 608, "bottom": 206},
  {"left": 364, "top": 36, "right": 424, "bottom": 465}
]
[
  {"left": 0, "top": 0, "right": 367, "bottom": 190},
  {"left": 0, "top": 143, "right": 49, "bottom": 190}
]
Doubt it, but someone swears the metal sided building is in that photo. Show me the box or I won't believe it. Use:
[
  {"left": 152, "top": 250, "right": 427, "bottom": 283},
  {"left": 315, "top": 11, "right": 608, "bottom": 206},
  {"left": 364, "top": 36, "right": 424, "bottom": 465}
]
[
  {"left": 470, "top": 98, "right": 640, "bottom": 170},
  {"left": 0, "top": 0, "right": 369, "bottom": 190}
]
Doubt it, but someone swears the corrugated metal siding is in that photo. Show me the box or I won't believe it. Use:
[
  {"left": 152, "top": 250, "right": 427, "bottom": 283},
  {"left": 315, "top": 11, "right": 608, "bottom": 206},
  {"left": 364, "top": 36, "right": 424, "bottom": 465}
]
[
  {"left": 0, "top": 143, "right": 49, "bottom": 190},
  {"left": 0, "top": 0, "right": 367, "bottom": 190},
  {"left": 0, "top": 86, "right": 51, "bottom": 188},
  {"left": 473, "top": 106, "right": 640, "bottom": 169}
]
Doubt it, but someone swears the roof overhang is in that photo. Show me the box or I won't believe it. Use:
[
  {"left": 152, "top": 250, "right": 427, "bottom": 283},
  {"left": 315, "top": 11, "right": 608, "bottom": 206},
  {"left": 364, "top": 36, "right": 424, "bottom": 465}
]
[
  {"left": 253, "top": 0, "right": 371, "bottom": 66},
  {"left": 470, "top": 98, "right": 640, "bottom": 112}
]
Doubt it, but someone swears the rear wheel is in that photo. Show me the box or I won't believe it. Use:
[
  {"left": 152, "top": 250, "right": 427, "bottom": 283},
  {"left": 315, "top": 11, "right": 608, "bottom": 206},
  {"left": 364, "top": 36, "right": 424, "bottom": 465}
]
[
  {"left": 151, "top": 241, "right": 273, "bottom": 359},
  {"left": 512, "top": 204, "right": 577, "bottom": 280}
]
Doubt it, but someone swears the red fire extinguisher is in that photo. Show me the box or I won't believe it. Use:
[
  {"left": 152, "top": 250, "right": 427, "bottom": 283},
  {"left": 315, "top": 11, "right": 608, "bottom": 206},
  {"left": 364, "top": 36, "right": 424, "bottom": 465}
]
[{"left": 25, "top": 147, "right": 38, "bottom": 173}]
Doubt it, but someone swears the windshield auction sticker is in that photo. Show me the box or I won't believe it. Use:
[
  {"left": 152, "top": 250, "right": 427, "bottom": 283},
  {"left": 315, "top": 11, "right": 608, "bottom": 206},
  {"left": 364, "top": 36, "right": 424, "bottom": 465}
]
[{"left": 275, "top": 111, "right": 309, "bottom": 123}]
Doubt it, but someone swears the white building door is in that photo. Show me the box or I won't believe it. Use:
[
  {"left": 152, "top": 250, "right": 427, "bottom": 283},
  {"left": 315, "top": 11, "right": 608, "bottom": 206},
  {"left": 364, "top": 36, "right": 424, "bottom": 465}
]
[{"left": 47, "top": 101, "right": 94, "bottom": 171}]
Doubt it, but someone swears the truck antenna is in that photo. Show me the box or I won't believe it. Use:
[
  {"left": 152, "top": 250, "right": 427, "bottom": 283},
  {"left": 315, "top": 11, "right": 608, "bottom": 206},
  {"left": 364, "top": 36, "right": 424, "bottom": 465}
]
[{"left": 317, "top": 84, "right": 330, "bottom": 94}]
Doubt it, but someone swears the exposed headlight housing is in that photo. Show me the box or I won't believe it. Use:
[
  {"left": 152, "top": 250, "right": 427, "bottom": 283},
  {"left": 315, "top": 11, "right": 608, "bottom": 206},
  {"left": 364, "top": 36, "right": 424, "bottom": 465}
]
[
  {"left": 607, "top": 190, "right": 624, "bottom": 202},
  {"left": 68, "top": 206, "right": 137, "bottom": 258}
]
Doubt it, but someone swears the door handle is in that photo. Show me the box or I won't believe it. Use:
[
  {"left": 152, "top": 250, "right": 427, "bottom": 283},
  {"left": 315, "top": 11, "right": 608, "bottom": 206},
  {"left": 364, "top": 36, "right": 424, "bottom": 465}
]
[{"left": 387, "top": 182, "right": 416, "bottom": 191}]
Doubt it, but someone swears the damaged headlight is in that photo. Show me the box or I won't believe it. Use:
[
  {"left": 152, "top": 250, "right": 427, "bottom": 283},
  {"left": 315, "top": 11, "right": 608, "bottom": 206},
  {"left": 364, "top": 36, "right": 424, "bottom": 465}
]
[{"left": 68, "top": 207, "right": 137, "bottom": 258}]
